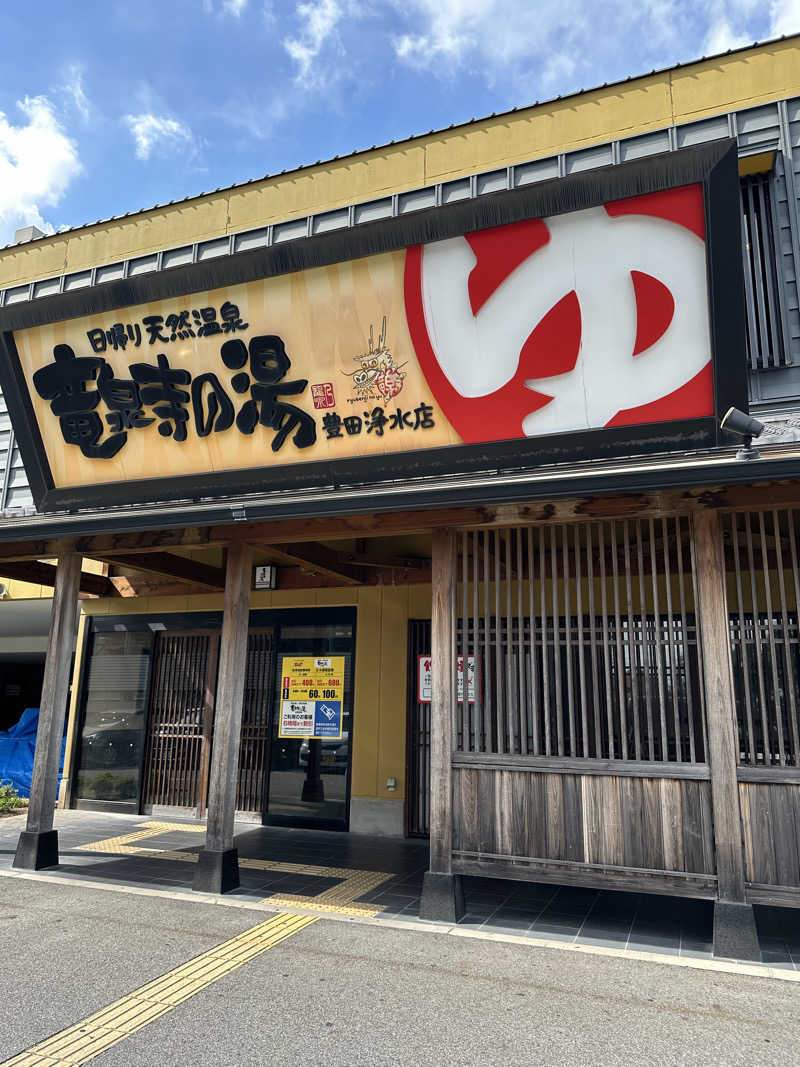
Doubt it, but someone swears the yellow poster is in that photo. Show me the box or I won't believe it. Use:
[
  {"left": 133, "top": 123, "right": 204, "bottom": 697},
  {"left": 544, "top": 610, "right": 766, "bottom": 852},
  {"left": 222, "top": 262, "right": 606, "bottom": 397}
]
[{"left": 278, "top": 655, "right": 345, "bottom": 740}]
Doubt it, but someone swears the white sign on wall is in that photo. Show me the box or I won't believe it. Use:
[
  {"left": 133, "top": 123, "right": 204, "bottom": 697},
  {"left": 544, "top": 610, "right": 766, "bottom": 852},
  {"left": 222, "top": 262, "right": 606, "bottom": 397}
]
[{"left": 417, "top": 655, "right": 479, "bottom": 703}]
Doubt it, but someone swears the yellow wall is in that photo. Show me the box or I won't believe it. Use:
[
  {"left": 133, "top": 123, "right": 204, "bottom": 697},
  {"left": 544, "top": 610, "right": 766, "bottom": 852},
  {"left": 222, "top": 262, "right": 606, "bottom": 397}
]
[
  {"left": 1, "top": 37, "right": 798, "bottom": 288},
  {"left": 76, "top": 584, "right": 433, "bottom": 805}
]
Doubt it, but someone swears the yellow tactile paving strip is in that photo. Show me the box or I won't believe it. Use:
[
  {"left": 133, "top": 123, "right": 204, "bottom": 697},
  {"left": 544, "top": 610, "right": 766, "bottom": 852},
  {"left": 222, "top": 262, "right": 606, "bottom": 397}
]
[
  {"left": 76, "top": 822, "right": 395, "bottom": 918},
  {"left": 1, "top": 911, "right": 316, "bottom": 1067}
]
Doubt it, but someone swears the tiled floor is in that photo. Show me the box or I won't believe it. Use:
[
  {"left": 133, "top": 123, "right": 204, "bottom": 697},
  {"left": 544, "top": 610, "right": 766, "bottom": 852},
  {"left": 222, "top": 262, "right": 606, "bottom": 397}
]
[{"left": 3, "top": 810, "right": 800, "bottom": 968}]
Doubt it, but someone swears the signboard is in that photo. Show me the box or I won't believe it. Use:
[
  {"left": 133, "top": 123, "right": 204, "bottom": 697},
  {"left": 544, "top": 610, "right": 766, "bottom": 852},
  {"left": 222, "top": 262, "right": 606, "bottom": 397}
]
[
  {"left": 418, "top": 654, "right": 479, "bottom": 703},
  {"left": 0, "top": 142, "right": 746, "bottom": 512},
  {"left": 253, "top": 565, "right": 277, "bottom": 590},
  {"left": 278, "top": 655, "right": 344, "bottom": 740}
]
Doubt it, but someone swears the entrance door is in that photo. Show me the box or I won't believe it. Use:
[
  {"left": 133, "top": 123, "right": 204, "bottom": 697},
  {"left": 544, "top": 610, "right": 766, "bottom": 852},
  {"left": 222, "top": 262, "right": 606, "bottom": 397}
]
[
  {"left": 264, "top": 617, "right": 355, "bottom": 830},
  {"left": 142, "top": 630, "right": 219, "bottom": 813}
]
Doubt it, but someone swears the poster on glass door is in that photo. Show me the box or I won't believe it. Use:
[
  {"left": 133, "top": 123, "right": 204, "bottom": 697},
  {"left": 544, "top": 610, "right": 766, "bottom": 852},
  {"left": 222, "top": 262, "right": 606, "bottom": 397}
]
[{"left": 278, "top": 655, "right": 345, "bottom": 739}]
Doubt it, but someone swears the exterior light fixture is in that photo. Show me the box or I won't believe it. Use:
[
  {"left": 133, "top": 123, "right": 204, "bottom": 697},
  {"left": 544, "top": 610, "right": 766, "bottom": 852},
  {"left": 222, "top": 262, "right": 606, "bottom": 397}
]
[{"left": 720, "top": 406, "right": 764, "bottom": 461}]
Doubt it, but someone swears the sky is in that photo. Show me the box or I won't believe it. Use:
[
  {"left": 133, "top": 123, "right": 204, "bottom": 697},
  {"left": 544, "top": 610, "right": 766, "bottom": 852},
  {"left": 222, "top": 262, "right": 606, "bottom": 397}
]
[{"left": 0, "top": 0, "right": 798, "bottom": 248}]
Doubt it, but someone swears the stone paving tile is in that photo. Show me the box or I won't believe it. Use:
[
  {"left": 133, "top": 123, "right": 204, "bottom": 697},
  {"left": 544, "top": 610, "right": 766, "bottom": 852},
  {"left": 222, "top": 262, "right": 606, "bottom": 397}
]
[
  {"left": 530, "top": 913, "right": 585, "bottom": 937},
  {"left": 6, "top": 810, "right": 800, "bottom": 969}
]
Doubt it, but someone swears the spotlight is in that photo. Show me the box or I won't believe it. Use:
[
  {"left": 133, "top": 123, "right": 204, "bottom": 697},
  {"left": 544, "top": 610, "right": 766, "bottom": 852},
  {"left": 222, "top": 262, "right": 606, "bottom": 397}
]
[{"left": 720, "top": 406, "right": 764, "bottom": 461}]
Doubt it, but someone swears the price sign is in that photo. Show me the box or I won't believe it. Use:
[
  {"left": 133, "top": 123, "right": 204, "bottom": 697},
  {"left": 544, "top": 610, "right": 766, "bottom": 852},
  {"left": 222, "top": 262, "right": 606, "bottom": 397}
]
[{"left": 279, "top": 655, "right": 345, "bottom": 739}]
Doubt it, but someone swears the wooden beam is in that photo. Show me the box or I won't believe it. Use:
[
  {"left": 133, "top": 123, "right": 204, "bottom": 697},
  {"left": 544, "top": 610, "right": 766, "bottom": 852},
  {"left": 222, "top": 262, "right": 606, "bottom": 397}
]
[
  {"left": 430, "top": 528, "right": 457, "bottom": 875},
  {"left": 193, "top": 543, "right": 252, "bottom": 894},
  {"left": 693, "top": 509, "right": 747, "bottom": 904},
  {"left": 265, "top": 542, "right": 363, "bottom": 585},
  {"left": 0, "top": 559, "right": 113, "bottom": 597},
  {"left": 419, "top": 528, "right": 464, "bottom": 921},
  {"left": 13, "top": 554, "right": 82, "bottom": 870},
  {"left": 92, "top": 551, "right": 225, "bottom": 589},
  {"left": 4, "top": 480, "right": 800, "bottom": 563}
]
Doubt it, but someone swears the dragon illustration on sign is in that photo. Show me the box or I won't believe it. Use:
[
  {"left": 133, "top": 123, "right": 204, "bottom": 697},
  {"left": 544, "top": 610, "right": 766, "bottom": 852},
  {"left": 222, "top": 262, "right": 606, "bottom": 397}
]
[{"left": 341, "top": 316, "right": 407, "bottom": 404}]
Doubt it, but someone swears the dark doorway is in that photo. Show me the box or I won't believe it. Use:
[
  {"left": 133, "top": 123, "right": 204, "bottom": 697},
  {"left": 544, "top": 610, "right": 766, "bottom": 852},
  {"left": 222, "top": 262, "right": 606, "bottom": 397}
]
[
  {"left": 0, "top": 658, "right": 45, "bottom": 732},
  {"left": 405, "top": 619, "right": 431, "bottom": 837}
]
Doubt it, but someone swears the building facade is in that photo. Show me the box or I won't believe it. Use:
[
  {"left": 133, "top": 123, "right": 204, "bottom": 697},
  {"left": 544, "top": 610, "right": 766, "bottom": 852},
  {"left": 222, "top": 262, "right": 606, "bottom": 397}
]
[{"left": 2, "top": 36, "right": 800, "bottom": 960}]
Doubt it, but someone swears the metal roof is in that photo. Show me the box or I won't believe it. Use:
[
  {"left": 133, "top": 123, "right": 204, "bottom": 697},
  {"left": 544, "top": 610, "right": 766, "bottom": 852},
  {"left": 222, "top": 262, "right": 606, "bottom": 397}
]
[{"left": 2, "top": 32, "right": 798, "bottom": 255}]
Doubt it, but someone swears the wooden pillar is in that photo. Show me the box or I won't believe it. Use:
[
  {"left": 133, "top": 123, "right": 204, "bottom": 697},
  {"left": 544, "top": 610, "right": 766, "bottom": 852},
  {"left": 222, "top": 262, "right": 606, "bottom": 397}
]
[
  {"left": 13, "top": 553, "right": 81, "bottom": 870},
  {"left": 420, "top": 528, "right": 464, "bottom": 921},
  {"left": 693, "top": 509, "right": 760, "bottom": 960},
  {"left": 193, "top": 542, "right": 252, "bottom": 894}
]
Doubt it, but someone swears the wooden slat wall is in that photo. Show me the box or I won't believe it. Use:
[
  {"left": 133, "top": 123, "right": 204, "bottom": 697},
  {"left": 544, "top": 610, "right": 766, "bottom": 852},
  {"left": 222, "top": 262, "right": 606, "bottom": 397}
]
[
  {"left": 725, "top": 508, "right": 800, "bottom": 767},
  {"left": 456, "top": 518, "right": 704, "bottom": 764},
  {"left": 452, "top": 766, "right": 716, "bottom": 877},
  {"left": 740, "top": 781, "right": 800, "bottom": 888}
]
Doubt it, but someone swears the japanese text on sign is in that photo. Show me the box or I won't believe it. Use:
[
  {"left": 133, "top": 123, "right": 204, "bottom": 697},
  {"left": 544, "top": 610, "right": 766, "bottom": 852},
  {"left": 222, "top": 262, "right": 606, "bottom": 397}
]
[
  {"left": 279, "top": 655, "right": 345, "bottom": 739},
  {"left": 417, "top": 655, "right": 479, "bottom": 703}
]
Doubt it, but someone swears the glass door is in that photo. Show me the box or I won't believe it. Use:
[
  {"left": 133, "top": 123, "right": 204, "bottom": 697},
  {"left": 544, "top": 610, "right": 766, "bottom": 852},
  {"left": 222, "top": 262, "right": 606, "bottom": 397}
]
[{"left": 264, "top": 618, "right": 355, "bottom": 830}]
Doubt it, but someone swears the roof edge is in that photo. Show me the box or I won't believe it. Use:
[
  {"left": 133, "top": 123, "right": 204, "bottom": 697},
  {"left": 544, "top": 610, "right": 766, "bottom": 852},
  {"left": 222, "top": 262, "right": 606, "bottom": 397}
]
[{"left": 3, "top": 31, "right": 800, "bottom": 255}]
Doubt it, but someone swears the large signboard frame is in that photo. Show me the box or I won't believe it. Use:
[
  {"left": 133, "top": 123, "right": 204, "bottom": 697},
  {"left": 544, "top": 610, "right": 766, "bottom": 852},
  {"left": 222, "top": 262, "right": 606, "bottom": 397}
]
[{"left": 0, "top": 140, "right": 747, "bottom": 513}]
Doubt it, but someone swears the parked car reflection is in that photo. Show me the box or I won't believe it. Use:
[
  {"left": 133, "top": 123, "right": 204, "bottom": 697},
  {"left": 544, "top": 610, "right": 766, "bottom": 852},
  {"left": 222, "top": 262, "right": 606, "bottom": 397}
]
[{"left": 298, "top": 732, "right": 349, "bottom": 774}]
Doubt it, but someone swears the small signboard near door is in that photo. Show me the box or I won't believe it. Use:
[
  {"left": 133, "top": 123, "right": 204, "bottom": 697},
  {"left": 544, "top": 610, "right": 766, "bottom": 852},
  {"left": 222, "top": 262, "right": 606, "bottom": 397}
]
[
  {"left": 417, "top": 655, "right": 479, "bottom": 703},
  {"left": 279, "top": 655, "right": 344, "bottom": 739}
]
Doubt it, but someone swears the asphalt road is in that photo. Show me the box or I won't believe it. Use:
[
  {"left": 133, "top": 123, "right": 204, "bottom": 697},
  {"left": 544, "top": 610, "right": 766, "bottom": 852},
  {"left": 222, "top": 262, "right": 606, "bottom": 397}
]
[{"left": 1, "top": 877, "right": 798, "bottom": 1066}]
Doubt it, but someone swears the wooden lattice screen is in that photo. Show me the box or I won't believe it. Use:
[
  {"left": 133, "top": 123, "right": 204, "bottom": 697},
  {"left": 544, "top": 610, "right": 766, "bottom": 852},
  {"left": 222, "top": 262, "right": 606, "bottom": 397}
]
[
  {"left": 455, "top": 518, "right": 706, "bottom": 763},
  {"left": 143, "top": 631, "right": 218, "bottom": 809},
  {"left": 724, "top": 508, "right": 800, "bottom": 767}
]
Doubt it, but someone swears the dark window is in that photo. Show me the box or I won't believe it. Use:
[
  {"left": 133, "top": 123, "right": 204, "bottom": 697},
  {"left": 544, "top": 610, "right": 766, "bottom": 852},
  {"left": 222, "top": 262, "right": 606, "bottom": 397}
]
[{"left": 740, "top": 172, "right": 787, "bottom": 369}]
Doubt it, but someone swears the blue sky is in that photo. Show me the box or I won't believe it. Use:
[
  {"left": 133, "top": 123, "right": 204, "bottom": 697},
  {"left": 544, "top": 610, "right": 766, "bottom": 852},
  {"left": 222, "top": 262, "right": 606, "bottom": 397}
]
[{"left": 0, "top": 0, "right": 797, "bottom": 247}]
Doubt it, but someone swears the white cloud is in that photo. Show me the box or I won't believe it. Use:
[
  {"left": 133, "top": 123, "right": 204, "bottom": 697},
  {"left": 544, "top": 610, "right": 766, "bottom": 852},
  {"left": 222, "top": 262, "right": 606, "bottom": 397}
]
[
  {"left": 770, "top": 0, "right": 800, "bottom": 34},
  {"left": 62, "top": 64, "right": 90, "bottom": 121},
  {"left": 703, "top": 17, "right": 753, "bottom": 53},
  {"left": 702, "top": 0, "right": 762, "bottom": 54},
  {"left": 203, "top": 0, "right": 249, "bottom": 14},
  {"left": 124, "top": 113, "right": 194, "bottom": 160},
  {"left": 0, "top": 96, "right": 82, "bottom": 244},
  {"left": 283, "top": 0, "right": 345, "bottom": 83},
  {"left": 386, "top": 1, "right": 791, "bottom": 97}
]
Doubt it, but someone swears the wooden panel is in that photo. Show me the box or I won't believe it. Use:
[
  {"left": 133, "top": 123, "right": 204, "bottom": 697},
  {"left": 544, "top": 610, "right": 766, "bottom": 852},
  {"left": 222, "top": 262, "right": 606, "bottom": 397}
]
[
  {"left": 452, "top": 766, "right": 716, "bottom": 876},
  {"left": 739, "top": 781, "right": 800, "bottom": 888},
  {"left": 452, "top": 857, "right": 717, "bottom": 899}
]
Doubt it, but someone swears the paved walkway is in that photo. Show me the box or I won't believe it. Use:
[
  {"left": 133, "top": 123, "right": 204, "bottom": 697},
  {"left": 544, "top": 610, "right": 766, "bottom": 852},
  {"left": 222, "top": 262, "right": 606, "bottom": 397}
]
[
  {"left": 3, "top": 877, "right": 800, "bottom": 1066},
  {"left": 2, "top": 810, "right": 800, "bottom": 971}
]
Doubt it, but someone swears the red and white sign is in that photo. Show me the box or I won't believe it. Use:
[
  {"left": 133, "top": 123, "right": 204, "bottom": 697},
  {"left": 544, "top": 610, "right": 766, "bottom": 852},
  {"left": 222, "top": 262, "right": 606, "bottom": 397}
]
[
  {"left": 405, "top": 184, "right": 713, "bottom": 444},
  {"left": 418, "top": 654, "right": 479, "bottom": 703}
]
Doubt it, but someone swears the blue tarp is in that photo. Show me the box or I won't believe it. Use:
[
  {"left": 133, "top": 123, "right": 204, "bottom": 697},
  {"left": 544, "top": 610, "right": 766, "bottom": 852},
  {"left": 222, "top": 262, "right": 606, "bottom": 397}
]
[{"left": 0, "top": 708, "right": 65, "bottom": 798}]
